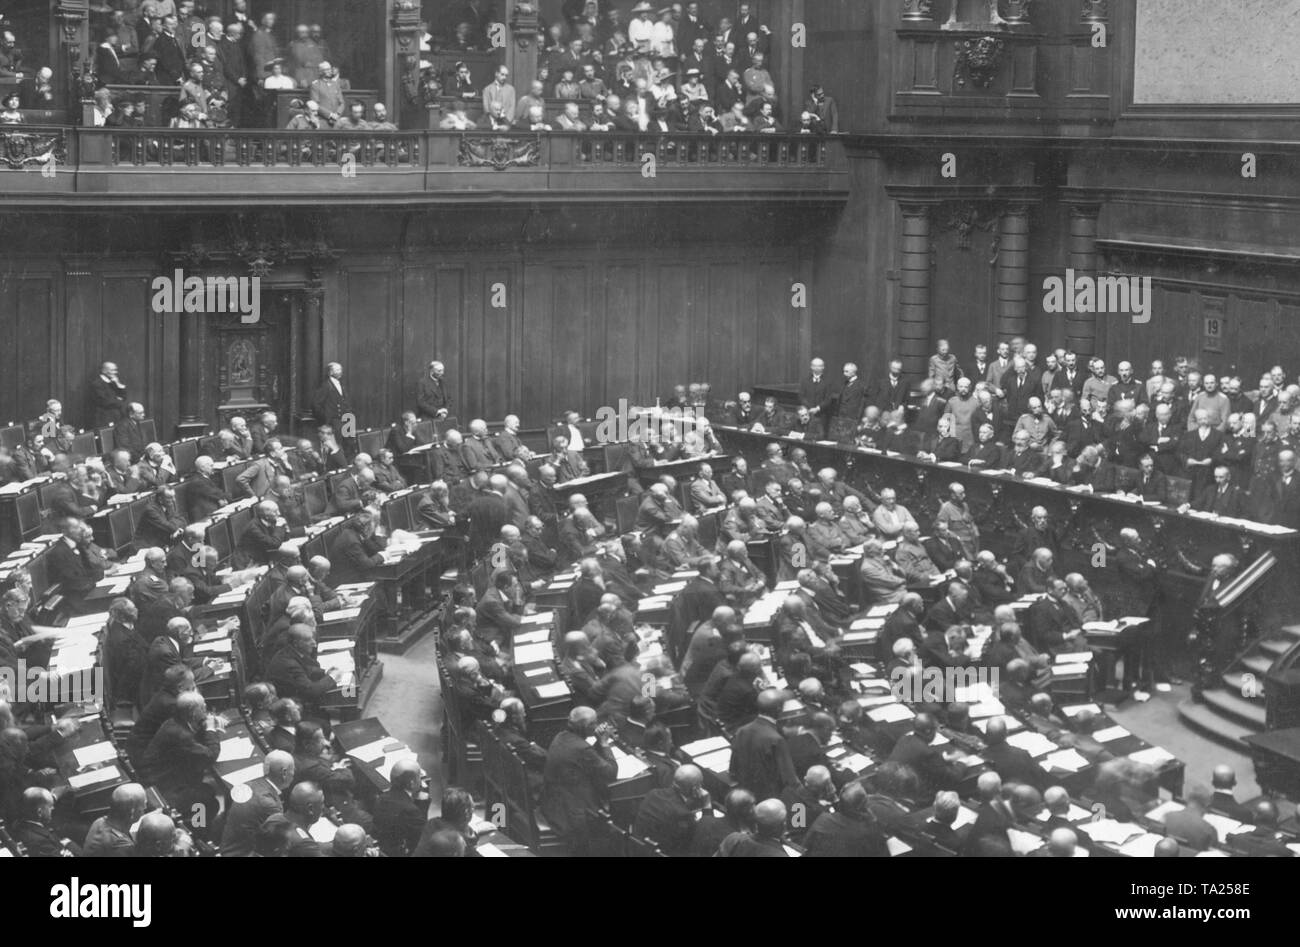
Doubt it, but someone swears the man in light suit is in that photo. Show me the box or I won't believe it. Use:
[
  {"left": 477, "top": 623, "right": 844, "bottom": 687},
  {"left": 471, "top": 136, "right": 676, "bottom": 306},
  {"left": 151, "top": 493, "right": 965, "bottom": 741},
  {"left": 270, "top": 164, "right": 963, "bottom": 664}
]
[{"left": 236, "top": 439, "right": 295, "bottom": 498}]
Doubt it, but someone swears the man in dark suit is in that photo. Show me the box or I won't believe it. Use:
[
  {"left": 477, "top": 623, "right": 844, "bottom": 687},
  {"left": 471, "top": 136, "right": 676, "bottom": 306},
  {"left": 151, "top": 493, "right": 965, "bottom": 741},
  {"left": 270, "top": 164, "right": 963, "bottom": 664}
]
[
  {"left": 872, "top": 358, "right": 908, "bottom": 414},
  {"left": 1269, "top": 449, "right": 1300, "bottom": 530},
  {"left": 1231, "top": 800, "right": 1294, "bottom": 857},
  {"left": 236, "top": 501, "right": 288, "bottom": 567},
  {"left": 417, "top": 361, "right": 453, "bottom": 421},
  {"left": 186, "top": 455, "right": 229, "bottom": 521},
  {"left": 1000, "top": 357, "right": 1039, "bottom": 432},
  {"left": 135, "top": 485, "right": 186, "bottom": 549},
  {"left": 802, "top": 781, "right": 888, "bottom": 857},
  {"left": 373, "top": 759, "right": 428, "bottom": 857},
  {"left": 141, "top": 691, "right": 222, "bottom": 825},
  {"left": 912, "top": 381, "right": 947, "bottom": 448},
  {"left": 836, "top": 362, "right": 867, "bottom": 431},
  {"left": 1187, "top": 465, "right": 1247, "bottom": 517},
  {"left": 543, "top": 706, "right": 617, "bottom": 857},
  {"left": 47, "top": 518, "right": 106, "bottom": 607},
  {"left": 729, "top": 689, "right": 799, "bottom": 802},
  {"left": 265, "top": 625, "right": 340, "bottom": 717},
  {"left": 311, "top": 362, "right": 353, "bottom": 433},
  {"left": 220, "top": 750, "right": 295, "bottom": 856},
  {"left": 89, "top": 361, "right": 128, "bottom": 428},
  {"left": 798, "top": 357, "right": 835, "bottom": 438},
  {"left": 148, "top": 15, "right": 189, "bottom": 85},
  {"left": 113, "top": 402, "right": 147, "bottom": 461},
  {"left": 964, "top": 771, "right": 1014, "bottom": 855},
  {"left": 923, "top": 583, "right": 974, "bottom": 635},
  {"left": 632, "top": 764, "right": 709, "bottom": 856},
  {"left": 331, "top": 511, "right": 387, "bottom": 586},
  {"left": 1026, "top": 579, "right": 1084, "bottom": 655},
  {"left": 887, "top": 713, "right": 961, "bottom": 795},
  {"left": 9, "top": 788, "right": 82, "bottom": 858},
  {"left": 1128, "top": 453, "right": 1169, "bottom": 503},
  {"left": 1179, "top": 410, "right": 1224, "bottom": 500},
  {"left": 980, "top": 717, "right": 1048, "bottom": 791},
  {"left": 388, "top": 412, "right": 423, "bottom": 457}
]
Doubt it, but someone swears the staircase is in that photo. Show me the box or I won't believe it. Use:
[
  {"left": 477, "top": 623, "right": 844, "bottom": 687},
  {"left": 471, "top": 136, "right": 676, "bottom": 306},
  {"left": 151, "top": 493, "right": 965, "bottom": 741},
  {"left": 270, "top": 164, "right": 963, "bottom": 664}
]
[{"left": 1178, "top": 623, "right": 1300, "bottom": 747}]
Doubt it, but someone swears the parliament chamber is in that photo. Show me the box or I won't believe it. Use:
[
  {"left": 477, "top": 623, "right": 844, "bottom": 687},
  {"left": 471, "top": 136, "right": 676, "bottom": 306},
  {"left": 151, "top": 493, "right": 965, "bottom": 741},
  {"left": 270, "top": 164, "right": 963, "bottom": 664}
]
[{"left": 0, "top": 0, "right": 1299, "bottom": 873}]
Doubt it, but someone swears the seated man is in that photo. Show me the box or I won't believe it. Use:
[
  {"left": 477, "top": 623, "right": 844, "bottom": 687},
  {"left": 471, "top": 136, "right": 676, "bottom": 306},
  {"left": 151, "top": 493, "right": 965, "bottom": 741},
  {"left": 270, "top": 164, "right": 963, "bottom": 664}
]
[
  {"left": 141, "top": 691, "right": 223, "bottom": 830},
  {"left": 895, "top": 522, "right": 940, "bottom": 585},
  {"left": 858, "top": 539, "right": 907, "bottom": 606}
]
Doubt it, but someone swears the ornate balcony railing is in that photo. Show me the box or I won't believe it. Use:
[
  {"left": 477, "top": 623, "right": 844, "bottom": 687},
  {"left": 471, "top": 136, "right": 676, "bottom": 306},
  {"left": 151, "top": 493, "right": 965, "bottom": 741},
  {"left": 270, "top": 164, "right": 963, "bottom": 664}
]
[{"left": 0, "top": 127, "right": 848, "bottom": 203}]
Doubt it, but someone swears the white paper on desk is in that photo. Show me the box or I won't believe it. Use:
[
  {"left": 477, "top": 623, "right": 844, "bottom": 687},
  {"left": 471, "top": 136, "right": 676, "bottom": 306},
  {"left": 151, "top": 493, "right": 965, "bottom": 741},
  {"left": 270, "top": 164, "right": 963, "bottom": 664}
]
[
  {"left": 1008, "top": 828, "right": 1046, "bottom": 855},
  {"left": 850, "top": 617, "right": 885, "bottom": 631},
  {"left": 514, "top": 628, "right": 552, "bottom": 645},
  {"left": 72, "top": 742, "right": 118, "bottom": 769},
  {"left": 838, "top": 753, "right": 873, "bottom": 774},
  {"left": 1055, "top": 652, "right": 1094, "bottom": 665},
  {"left": 1042, "top": 748, "right": 1090, "bottom": 773},
  {"left": 322, "top": 607, "right": 362, "bottom": 622},
  {"left": 840, "top": 631, "right": 877, "bottom": 643},
  {"left": 194, "top": 638, "right": 233, "bottom": 655},
  {"left": 68, "top": 765, "right": 121, "bottom": 791},
  {"left": 1051, "top": 663, "right": 1090, "bottom": 677},
  {"left": 534, "top": 681, "right": 570, "bottom": 700},
  {"left": 1203, "top": 813, "right": 1250, "bottom": 842},
  {"left": 612, "top": 749, "right": 649, "bottom": 781},
  {"left": 217, "top": 737, "right": 257, "bottom": 763},
  {"left": 886, "top": 836, "right": 912, "bottom": 856},
  {"left": 1006, "top": 731, "right": 1058, "bottom": 758},
  {"left": 1128, "top": 746, "right": 1175, "bottom": 768},
  {"left": 956, "top": 683, "right": 998, "bottom": 706},
  {"left": 222, "top": 762, "right": 265, "bottom": 787},
  {"left": 948, "top": 806, "right": 978, "bottom": 830},
  {"left": 513, "top": 642, "right": 555, "bottom": 666},
  {"left": 548, "top": 582, "right": 574, "bottom": 592},
  {"left": 692, "top": 747, "right": 731, "bottom": 773},
  {"left": 1092, "top": 725, "right": 1130, "bottom": 743},
  {"left": 309, "top": 818, "right": 338, "bottom": 844},
  {"left": 336, "top": 582, "right": 375, "bottom": 592},
  {"left": 522, "top": 667, "right": 550, "bottom": 679},
  {"left": 1036, "top": 802, "right": 1090, "bottom": 824},
  {"left": 317, "top": 638, "right": 352, "bottom": 654},
  {"left": 1080, "top": 819, "right": 1144, "bottom": 847},
  {"left": 477, "top": 842, "right": 508, "bottom": 857},
  {"left": 1061, "top": 703, "right": 1101, "bottom": 718},
  {"left": 317, "top": 653, "right": 354, "bottom": 675},
  {"left": 348, "top": 739, "right": 393, "bottom": 765},
  {"left": 211, "top": 591, "right": 248, "bottom": 605},
  {"left": 967, "top": 699, "right": 1006, "bottom": 720},
  {"left": 1117, "top": 832, "right": 1165, "bottom": 858},
  {"left": 681, "top": 736, "right": 730, "bottom": 757},
  {"left": 867, "top": 702, "right": 914, "bottom": 723},
  {"left": 653, "top": 582, "right": 687, "bottom": 595}
]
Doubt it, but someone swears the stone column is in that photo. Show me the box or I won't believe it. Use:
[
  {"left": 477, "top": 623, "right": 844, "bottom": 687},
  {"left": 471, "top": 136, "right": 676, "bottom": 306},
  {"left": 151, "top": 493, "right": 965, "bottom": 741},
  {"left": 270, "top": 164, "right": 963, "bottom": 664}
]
[
  {"left": 996, "top": 203, "right": 1030, "bottom": 341},
  {"left": 1066, "top": 203, "right": 1101, "bottom": 358},
  {"left": 898, "top": 202, "right": 933, "bottom": 379},
  {"left": 52, "top": 0, "right": 89, "bottom": 109}
]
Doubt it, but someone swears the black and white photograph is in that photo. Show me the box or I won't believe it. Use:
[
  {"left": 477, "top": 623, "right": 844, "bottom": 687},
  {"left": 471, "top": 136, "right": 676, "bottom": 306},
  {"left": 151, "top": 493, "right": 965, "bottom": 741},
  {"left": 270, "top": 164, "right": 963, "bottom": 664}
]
[{"left": 0, "top": 0, "right": 1293, "bottom": 919}]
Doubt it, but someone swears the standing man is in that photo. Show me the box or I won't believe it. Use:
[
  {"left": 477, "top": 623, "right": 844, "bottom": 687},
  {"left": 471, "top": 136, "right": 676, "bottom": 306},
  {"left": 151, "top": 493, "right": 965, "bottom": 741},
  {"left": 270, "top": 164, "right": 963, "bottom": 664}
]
[
  {"left": 417, "top": 360, "right": 453, "bottom": 421},
  {"left": 837, "top": 362, "right": 867, "bottom": 431},
  {"left": 90, "top": 361, "right": 128, "bottom": 428},
  {"left": 312, "top": 362, "right": 353, "bottom": 437},
  {"left": 798, "top": 357, "right": 834, "bottom": 439}
]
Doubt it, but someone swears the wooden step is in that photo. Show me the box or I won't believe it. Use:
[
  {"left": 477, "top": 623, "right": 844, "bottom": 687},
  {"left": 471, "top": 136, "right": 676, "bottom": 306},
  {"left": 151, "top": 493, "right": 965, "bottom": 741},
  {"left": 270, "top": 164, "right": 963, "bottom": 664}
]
[
  {"left": 1176, "top": 697, "right": 1257, "bottom": 748},
  {"left": 1200, "top": 686, "right": 1268, "bottom": 729},
  {"left": 1277, "top": 624, "right": 1300, "bottom": 642}
]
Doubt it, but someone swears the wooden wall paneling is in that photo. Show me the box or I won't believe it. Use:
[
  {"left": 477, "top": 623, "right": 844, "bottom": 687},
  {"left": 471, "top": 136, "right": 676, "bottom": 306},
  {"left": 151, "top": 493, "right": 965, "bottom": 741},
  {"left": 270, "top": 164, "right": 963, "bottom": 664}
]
[
  {"left": 684, "top": 263, "right": 713, "bottom": 395},
  {"left": 338, "top": 265, "right": 397, "bottom": 429},
  {"left": 432, "top": 263, "right": 467, "bottom": 421},
  {"left": 520, "top": 262, "right": 553, "bottom": 427},
  {"left": 399, "top": 262, "right": 436, "bottom": 414},
  {"left": 478, "top": 261, "right": 518, "bottom": 422},
  {"left": 656, "top": 263, "right": 692, "bottom": 401},
  {"left": 706, "top": 262, "right": 742, "bottom": 397},
  {"left": 0, "top": 274, "right": 56, "bottom": 428},
  {"left": 602, "top": 263, "right": 641, "bottom": 412},
  {"left": 545, "top": 262, "right": 588, "bottom": 421}
]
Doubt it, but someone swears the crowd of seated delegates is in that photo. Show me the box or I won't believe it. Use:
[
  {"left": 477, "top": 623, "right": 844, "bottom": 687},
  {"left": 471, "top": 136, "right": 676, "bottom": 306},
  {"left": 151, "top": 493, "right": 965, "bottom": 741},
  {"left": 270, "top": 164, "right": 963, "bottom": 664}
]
[
  {"left": 74, "top": 1, "right": 375, "bottom": 131},
  {"left": 431, "top": 1, "right": 838, "bottom": 135},
  {"left": 719, "top": 340, "right": 1300, "bottom": 529}
]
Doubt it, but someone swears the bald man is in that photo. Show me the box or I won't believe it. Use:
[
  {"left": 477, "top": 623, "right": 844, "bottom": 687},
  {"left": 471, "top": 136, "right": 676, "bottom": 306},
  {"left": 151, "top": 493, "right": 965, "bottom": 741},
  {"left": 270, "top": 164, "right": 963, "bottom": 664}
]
[
  {"left": 718, "top": 797, "right": 789, "bottom": 857},
  {"left": 887, "top": 712, "right": 961, "bottom": 795},
  {"left": 542, "top": 706, "right": 617, "bottom": 856},
  {"left": 982, "top": 716, "right": 1049, "bottom": 791},
  {"left": 221, "top": 750, "right": 295, "bottom": 856},
  {"left": 632, "top": 764, "right": 710, "bottom": 856},
  {"left": 141, "top": 691, "right": 223, "bottom": 829},
  {"left": 11, "top": 786, "right": 82, "bottom": 856},
  {"left": 83, "top": 782, "right": 147, "bottom": 857},
  {"left": 135, "top": 811, "right": 178, "bottom": 857},
  {"left": 780, "top": 763, "right": 836, "bottom": 842},
  {"left": 963, "top": 771, "right": 1013, "bottom": 856},
  {"left": 803, "top": 780, "right": 888, "bottom": 857},
  {"left": 325, "top": 823, "right": 373, "bottom": 858},
  {"left": 729, "top": 689, "right": 799, "bottom": 802},
  {"left": 373, "top": 758, "right": 427, "bottom": 857},
  {"left": 283, "top": 781, "right": 327, "bottom": 857}
]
